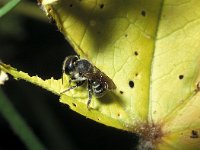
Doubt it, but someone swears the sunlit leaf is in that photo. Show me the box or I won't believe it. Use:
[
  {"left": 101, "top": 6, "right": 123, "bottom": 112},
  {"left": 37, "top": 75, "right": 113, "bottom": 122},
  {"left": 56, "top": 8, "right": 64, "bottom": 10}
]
[
  {"left": 40, "top": 0, "right": 163, "bottom": 130},
  {"left": 0, "top": 63, "right": 130, "bottom": 130},
  {"left": 40, "top": 0, "right": 200, "bottom": 149}
]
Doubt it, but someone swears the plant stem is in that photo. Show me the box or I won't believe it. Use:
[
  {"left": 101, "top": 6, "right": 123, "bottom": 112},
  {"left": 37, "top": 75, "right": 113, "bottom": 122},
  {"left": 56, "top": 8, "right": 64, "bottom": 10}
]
[{"left": 0, "top": 0, "right": 21, "bottom": 18}]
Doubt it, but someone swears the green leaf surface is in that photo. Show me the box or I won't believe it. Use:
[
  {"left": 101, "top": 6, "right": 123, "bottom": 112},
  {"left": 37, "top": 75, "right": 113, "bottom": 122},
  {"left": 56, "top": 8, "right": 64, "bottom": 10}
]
[{"left": 2, "top": 0, "right": 200, "bottom": 149}]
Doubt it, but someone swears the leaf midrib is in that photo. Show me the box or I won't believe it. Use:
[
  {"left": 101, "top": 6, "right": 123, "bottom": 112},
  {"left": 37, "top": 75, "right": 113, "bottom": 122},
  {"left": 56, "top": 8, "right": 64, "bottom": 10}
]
[{"left": 148, "top": 0, "right": 164, "bottom": 123}]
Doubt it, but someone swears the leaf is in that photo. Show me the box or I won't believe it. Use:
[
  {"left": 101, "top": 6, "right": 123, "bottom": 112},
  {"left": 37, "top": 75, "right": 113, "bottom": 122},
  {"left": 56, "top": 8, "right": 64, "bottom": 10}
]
[
  {"left": 41, "top": 0, "right": 162, "bottom": 128},
  {"left": 0, "top": 63, "right": 129, "bottom": 130},
  {"left": 2, "top": 0, "right": 200, "bottom": 149},
  {"left": 40, "top": 0, "right": 200, "bottom": 149}
]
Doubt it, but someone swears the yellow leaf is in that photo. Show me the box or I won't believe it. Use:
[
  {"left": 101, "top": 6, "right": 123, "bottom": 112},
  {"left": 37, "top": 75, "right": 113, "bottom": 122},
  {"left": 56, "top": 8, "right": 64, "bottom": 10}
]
[
  {"left": 41, "top": 0, "right": 162, "bottom": 128},
  {"left": 0, "top": 63, "right": 130, "bottom": 130},
  {"left": 40, "top": 0, "right": 200, "bottom": 149}
]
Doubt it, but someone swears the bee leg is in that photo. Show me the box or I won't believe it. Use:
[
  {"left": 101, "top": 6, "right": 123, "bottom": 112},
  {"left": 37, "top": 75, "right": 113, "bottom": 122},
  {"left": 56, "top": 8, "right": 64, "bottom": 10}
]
[
  {"left": 68, "top": 79, "right": 72, "bottom": 86},
  {"left": 62, "top": 56, "right": 69, "bottom": 85},
  {"left": 60, "top": 81, "right": 84, "bottom": 94},
  {"left": 87, "top": 80, "right": 93, "bottom": 109},
  {"left": 69, "top": 76, "right": 77, "bottom": 86}
]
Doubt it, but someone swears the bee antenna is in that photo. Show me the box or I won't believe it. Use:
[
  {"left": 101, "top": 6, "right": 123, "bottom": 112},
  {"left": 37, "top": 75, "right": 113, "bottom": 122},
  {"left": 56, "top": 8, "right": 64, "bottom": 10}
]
[{"left": 62, "top": 56, "right": 68, "bottom": 84}]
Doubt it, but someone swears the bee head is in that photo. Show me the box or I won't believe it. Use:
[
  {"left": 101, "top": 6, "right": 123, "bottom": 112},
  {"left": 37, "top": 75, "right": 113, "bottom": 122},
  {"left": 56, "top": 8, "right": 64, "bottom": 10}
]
[{"left": 63, "top": 55, "right": 79, "bottom": 75}]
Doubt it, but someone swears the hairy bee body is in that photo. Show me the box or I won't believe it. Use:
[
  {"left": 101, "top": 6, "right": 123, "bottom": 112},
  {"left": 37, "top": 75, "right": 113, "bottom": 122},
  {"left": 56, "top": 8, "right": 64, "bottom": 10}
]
[{"left": 61, "top": 55, "right": 116, "bottom": 108}]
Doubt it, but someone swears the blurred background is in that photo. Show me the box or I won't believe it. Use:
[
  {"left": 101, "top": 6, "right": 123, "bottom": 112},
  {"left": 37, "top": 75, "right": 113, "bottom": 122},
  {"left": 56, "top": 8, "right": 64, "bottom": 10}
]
[{"left": 0, "top": 0, "right": 138, "bottom": 149}]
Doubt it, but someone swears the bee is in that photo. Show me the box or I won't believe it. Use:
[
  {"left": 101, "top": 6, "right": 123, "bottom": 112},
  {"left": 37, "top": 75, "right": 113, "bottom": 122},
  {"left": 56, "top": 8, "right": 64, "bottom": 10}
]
[{"left": 61, "top": 55, "right": 116, "bottom": 108}]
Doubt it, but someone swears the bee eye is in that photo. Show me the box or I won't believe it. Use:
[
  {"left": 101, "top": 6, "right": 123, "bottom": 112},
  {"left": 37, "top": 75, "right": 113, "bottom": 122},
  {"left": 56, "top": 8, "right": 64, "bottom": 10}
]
[{"left": 65, "top": 56, "right": 78, "bottom": 74}]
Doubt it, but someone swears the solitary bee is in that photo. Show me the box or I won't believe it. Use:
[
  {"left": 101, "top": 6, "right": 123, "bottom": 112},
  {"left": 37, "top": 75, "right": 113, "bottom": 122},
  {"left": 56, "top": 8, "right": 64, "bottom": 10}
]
[{"left": 61, "top": 55, "right": 116, "bottom": 108}]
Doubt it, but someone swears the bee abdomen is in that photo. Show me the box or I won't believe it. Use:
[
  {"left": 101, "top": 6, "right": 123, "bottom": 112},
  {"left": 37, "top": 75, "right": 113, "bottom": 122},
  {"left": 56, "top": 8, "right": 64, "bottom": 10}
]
[{"left": 92, "top": 82, "right": 106, "bottom": 98}]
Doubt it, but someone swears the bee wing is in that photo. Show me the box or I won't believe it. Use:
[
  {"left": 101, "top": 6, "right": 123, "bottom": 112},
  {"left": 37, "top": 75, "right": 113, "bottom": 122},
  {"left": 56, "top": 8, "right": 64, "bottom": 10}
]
[
  {"left": 83, "top": 71, "right": 116, "bottom": 90},
  {"left": 100, "top": 72, "right": 117, "bottom": 90},
  {"left": 82, "top": 72, "right": 96, "bottom": 80}
]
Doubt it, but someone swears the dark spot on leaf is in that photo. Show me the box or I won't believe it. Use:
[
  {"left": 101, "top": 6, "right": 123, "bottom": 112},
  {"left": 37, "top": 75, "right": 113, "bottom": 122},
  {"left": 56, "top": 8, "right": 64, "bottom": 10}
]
[
  {"left": 134, "top": 51, "right": 138, "bottom": 56},
  {"left": 179, "top": 75, "right": 184, "bottom": 80},
  {"left": 69, "top": 4, "right": 73, "bottom": 7},
  {"left": 120, "top": 91, "right": 124, "bottom": 94},
  {"left": 97, "top": 118, "right": 100, "bottom": 120},
  {"left": 72, "top": 103, "right": 76, "bottom": 107},
  {"left": 117, "top": 113, "right": 120, "bottom": 117},
  {"left": 100, "top": 4, "right": 104, "bottom": 9},
  {"left": 141, "top": 10, "right": 146, "bottom": 17},
  {"left": 125, "top": 34, "right": 128, "bottom": 37},
  {"left": 190, "top": 130, "right": 199, "bottom": 138},
  {"left": 135, "top": 73, "right": 138, "bottom": 76},
  {"left": 129, "top": 80, "right": 134, "bottom": 88}
]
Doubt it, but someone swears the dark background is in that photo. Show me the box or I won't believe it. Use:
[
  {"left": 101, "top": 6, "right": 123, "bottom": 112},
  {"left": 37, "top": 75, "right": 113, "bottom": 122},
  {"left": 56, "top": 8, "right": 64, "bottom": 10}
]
[{"left": 0, "top": 1, "right": 138, "bottom": 150}]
